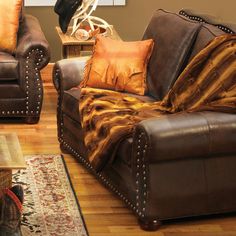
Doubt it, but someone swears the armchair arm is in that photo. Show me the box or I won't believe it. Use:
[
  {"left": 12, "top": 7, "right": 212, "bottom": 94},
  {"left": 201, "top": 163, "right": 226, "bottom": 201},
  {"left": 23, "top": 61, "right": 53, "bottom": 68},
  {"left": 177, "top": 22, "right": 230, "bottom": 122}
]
[
  {"left": 16, "top": 14, "right": 50, "bottom": 69},
  {"left": 133, "top": 111, "right": 236, "bottom": 164},
  {"left": 53, "top": 56, "right": 90, "bottom": 93}
]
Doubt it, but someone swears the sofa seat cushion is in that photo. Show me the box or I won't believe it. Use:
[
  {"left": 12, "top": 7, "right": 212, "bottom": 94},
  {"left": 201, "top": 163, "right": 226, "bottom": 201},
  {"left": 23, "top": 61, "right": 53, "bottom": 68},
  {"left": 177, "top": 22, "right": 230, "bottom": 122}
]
[
  {"left": 143, "top": 9, "right": 202, "bottom": 100},
  {"left": 0, "top": 52, "right": 19, "bottom": 81},
  {"left": 62, "top": 87, "right": 156, "bottom": 167},
  {"left": 63, "top": 87, "right": 156, "bottom": 124}
]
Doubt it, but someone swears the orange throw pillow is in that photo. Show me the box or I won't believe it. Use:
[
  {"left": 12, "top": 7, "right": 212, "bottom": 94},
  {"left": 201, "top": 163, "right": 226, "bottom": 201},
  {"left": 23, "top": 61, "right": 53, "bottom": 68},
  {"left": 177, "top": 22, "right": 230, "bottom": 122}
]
[
  {"left": 0, "top": 0, "right": 22, "bottom": 53},
  {"left": 80, "top": 35, "right": 154, "bottom": 95}
]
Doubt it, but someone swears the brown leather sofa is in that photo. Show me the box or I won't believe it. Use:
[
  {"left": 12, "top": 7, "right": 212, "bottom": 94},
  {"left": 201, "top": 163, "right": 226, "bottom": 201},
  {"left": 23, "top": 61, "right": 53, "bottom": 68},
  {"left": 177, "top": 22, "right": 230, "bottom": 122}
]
[
  {"left": 53, "top": 9, "right": 236, "bottom": 230},
  {"left": 0, "top": 14, "right": 50, "bottom": 124}
]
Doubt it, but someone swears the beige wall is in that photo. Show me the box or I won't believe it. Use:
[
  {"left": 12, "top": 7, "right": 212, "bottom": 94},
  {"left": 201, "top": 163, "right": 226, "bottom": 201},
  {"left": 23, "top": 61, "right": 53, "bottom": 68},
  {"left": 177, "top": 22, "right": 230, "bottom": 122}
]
[{"left": 25, "top": 0, "right": 236, "bottom": 62}]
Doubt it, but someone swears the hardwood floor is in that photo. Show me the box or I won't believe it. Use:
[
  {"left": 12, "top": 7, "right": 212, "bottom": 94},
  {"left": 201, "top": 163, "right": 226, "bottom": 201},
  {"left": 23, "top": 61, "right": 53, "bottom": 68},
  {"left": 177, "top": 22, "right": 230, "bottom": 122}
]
[{"left": 1, "top": 64, "right": 236, "bottom": 236}]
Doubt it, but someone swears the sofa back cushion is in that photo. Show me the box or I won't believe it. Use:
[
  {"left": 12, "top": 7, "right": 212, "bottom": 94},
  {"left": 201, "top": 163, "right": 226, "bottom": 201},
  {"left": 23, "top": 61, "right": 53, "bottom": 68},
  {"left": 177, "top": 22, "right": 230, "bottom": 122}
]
[
  {"left": 188, "top": 24, "right": 226, "bottom": 61},
  {"left": 142, "top": 9, "right": 202, "bottom": 100},
  {"left": 179, "top": 9, "right": 236, "bottom": 61}
]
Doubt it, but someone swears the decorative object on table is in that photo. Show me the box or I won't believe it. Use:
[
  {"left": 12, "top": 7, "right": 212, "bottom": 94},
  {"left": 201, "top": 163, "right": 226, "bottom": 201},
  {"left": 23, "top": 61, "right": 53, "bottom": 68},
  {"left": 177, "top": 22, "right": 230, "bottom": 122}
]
[
  {"left": 55, "top": 25, "right": 120, "bottom": 58},
  {"left": 54, "top": 0, "right": 113, "bottom": 40},
  {"left": 54, "top": 0, "right": 83, "bottom": 33},
  {"left": 13, "top": 155, "right": 88, "bottom": 236},
  {"left": 0, "top": 185, "right": 24, "bottom": 236},
  {"left": 71, "top": 0, "right": 113, "bottom": 40}
]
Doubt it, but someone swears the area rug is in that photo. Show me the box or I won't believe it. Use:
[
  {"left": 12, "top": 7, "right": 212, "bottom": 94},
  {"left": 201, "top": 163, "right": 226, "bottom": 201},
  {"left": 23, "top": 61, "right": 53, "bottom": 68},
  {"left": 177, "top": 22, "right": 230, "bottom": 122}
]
[{"left": 12, "top": 154, "right": 88, "bottom": 236}]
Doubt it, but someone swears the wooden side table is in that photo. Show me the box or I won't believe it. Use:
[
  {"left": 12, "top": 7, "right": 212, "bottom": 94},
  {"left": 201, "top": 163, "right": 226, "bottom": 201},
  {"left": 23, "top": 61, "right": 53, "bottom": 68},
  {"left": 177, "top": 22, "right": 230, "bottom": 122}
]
[
  {"left": 56, "top": 26, "right": 121, "bottom": 59},
  {"left": 0, "top": 133, "right": 26, "bottom": 190}
]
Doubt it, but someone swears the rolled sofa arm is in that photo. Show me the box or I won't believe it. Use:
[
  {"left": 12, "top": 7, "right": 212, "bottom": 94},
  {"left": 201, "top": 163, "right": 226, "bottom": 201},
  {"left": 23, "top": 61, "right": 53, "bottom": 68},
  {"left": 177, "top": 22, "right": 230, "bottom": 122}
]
[
  {"left": 53, "top": 56, "right": 90, "bottom": 93},
  {"left": 16, "top": 14, "right": 50, "bottom": 69},
  {"left": 133, "top": 111, "right": 236, "bottom": 164}
]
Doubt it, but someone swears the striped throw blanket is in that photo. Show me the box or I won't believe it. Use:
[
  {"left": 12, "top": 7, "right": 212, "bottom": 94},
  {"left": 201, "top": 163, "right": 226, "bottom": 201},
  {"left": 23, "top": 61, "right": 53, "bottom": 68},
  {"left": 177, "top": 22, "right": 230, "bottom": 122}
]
[{"left": 79, "top": 34, "right": 236, "bottom": 170}]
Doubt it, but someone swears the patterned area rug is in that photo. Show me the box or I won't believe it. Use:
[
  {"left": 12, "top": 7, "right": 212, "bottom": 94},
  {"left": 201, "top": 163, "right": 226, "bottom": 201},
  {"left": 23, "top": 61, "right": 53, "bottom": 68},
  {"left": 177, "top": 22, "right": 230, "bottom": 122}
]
[{"left": 13, "top": 155, "right": 88, "bottom": 236}]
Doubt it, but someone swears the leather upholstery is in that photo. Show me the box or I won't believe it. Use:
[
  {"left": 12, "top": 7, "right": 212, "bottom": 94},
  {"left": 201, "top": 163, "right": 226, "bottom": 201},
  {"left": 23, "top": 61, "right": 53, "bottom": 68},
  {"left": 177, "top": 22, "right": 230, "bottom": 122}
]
[
  {"left": 189, "top": 23, "right": 226, "bottom": 60},
  {"left": 136, "top": 112, "right": 236, "bottom": 163},
  {"left": 0, "top": 14, "right": 50, "bottom": 122},
  {"left": 0, "top": 52, "right": 18, "bottom": 82},
  {"left": 53, "top": 9, "right": 236, "bottom": 228},
  {"left": 0, "top": 85, "right": 24, "bottom": 99},
  {"left": 16, "top": 15, "right": 50, "bottom": 68},
  {"left": 132, "top": 153, "right": 236, "bottom": 220},
  {"left": 142, "top": 9, "right": 202, "bottom": 100}
]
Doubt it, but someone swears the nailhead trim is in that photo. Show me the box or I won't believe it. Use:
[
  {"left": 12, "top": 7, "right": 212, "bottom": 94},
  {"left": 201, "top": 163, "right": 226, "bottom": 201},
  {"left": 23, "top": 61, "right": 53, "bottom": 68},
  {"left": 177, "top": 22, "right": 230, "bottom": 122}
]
[
  {"left": 59, "top": 138, "right": 138, "bottom": 212},
  {"left": 55, "top": 69, "right": 60, "bottom": 92},
  {"left": 25, "top": 49, "right": 44, "bottom": 115},
  {"left": 179, "top": 10, "right": 234, "bottom": 34},
  {"left": 135, "top": 131, "right": 148, "bottom": 218}
]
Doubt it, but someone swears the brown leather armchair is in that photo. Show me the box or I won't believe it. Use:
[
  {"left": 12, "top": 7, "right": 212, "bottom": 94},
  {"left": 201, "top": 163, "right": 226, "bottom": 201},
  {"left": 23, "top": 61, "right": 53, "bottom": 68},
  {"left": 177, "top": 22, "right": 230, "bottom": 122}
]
[
  {"left": 0, "top": 14, "right": 50, "bottom": 123},
  {"left": 53, "top": 9, "right": 236, "bottom": 230}
]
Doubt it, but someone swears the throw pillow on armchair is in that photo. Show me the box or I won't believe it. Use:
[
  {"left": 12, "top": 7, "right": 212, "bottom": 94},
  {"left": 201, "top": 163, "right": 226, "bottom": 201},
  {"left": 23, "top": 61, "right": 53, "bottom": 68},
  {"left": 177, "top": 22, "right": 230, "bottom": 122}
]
[{"left": 0, "top": 0, "right": 22, "bottom": 53}]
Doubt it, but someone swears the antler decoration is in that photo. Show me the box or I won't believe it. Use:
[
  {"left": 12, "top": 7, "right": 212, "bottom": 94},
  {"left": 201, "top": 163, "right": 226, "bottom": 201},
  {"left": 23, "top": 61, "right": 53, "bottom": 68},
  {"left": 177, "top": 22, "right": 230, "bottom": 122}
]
[{"left": 71, "top": 0, "right": 113, "bottom": 40}]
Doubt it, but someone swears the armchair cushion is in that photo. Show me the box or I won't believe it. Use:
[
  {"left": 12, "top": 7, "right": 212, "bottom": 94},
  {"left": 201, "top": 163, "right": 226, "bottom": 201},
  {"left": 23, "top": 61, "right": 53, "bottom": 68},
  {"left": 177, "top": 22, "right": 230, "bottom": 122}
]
[
  {"left": 80, "top": 35, "right": 154, "bottom": 95},
  {"left": 0, "top": 52, "right": 18, "bottom": 81},
  {"left": 0, "top": 0, "right": 22, "bottom": 53}
]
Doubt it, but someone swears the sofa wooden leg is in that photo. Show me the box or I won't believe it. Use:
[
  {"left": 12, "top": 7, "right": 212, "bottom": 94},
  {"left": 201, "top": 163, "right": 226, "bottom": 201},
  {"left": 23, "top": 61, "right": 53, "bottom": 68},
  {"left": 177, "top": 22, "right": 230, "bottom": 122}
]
[
  {"left": 138, "top": 218, "right": 162, "bottom": 231},
  {"left": 25, "top": 116, "right": 40, "bottom": 124}
]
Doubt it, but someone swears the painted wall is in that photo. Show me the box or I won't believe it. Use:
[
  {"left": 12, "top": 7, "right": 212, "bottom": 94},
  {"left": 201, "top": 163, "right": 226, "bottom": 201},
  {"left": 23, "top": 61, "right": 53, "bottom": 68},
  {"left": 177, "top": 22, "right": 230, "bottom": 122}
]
[{"left": 25, "top": 0, "right": 236, "bottom": 62}]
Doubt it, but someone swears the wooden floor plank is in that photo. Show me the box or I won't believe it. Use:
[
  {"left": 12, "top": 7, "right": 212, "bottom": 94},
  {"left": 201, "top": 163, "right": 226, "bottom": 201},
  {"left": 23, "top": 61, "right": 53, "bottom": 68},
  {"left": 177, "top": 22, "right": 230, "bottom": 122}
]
[{"left": 1, "top": 64, "right": 236, "bottom": 235}]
